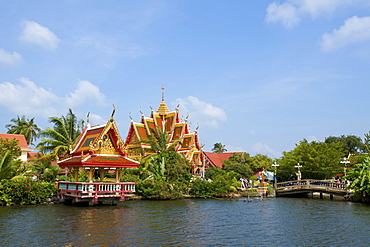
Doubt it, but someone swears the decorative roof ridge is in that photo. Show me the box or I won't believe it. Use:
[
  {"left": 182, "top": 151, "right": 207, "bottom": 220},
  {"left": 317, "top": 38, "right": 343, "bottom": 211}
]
[
  {"left": 57, "top": 155, "right": 81, "bottom": 164},
  {"left": 88, "top": 124, "right": 106, "bottom": 130}
]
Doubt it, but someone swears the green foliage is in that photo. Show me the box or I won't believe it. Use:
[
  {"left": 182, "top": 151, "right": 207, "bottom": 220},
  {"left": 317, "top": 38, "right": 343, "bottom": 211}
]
[
  {"left": 346, "top": 155, "right": 370, "bottom": 201},
  {"left": 249, "top": 154, "right": 273, "bottom": 172},
  {"left": 120, "top": 168, "right": 140, "bottom": 182},
  {"left": 212, "top": 142, "right": 227, "bottom": 153},
  {"left": 278, "top": 139, "right": 345, "bottom": 180},
  {"left": 0, "top": 179, "right": 57, "bottom": 205},
  {"left": 0, "top": 137, "right": 21, "bottom": 159},
  {"left": 6, "top": 115, "right": 41, "bottom": 145},
  {"left": 204, "top": 167, "right": 223, "bottom": 180},
  {"left": 140, "top": 150, "right": 190, "bottom": 183},
  {"left": 222, "top": 157, "right": 253, "bottom": 179},
  {"left": 0, "top": 136, "right": 23, "bottom": 181},
  {"left": 37, "top": 109, "right": 84, "bottom": 159},
  {"left": 325, "top": 135, "right": 365, "bottom": 155},
  {"left": 190, "top": 171, "right": 239, "bottom": 197},
  {"left": 136, "top": 180, "right": 186, "bottom": 199},
  {"left": 30, "top": 154, "right": 61, "bottom": 182}
]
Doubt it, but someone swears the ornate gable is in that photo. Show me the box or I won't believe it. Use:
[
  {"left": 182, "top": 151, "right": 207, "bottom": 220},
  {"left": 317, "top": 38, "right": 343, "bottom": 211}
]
[
  {"left": 58, "top": 115, "right": 139, "bottom": 168},
  {"left": 89, "top": 119, "right": 124, "bottom": 155}
]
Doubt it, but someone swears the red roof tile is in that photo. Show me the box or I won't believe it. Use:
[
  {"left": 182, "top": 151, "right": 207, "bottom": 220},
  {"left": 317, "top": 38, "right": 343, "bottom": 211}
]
[
  {"left": 0, "top": 133, "right": 30, "bottom": 149},
  {"left": 204, "top": 152, "right": 236, "bottom": 168}
]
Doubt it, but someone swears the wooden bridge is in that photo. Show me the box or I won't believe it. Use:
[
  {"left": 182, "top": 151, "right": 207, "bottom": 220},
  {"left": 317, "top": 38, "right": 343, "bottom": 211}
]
[{"left": 275, "top": 179, "right": 353, "bottom": 199}]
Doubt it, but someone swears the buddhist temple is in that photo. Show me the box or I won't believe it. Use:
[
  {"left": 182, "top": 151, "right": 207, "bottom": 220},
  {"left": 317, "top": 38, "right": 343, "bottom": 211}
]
[{"left": 124, "top": 87, "right": 204, "bottom": 176}]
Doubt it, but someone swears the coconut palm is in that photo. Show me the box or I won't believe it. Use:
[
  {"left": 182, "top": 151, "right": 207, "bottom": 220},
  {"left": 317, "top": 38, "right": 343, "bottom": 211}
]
[
  {"left": 140, "top": 126, "right": 186, "bottom": 182},
  {"left": 6, "top": 116, "right": 41, "bottom": 145},
  {"left": 37, "top": 109, "right": 84, "bottom": 159},
  {"left": 212, "top": 142, "right": 227, "bottom": 153},
  {"left": 0, "top": 151, "right": 21, "bottom": 180}
]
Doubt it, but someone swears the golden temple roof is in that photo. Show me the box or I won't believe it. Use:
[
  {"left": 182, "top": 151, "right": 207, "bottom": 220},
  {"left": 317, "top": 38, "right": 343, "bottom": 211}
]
[{"left": 157, "top": 86, "right": 170, "bottom": 115}]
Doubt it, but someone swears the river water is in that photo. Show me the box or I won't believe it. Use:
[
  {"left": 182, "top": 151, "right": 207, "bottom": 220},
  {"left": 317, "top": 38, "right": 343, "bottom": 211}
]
[{"left": 0, "top": 197, "right": 369, "bottom": 246}]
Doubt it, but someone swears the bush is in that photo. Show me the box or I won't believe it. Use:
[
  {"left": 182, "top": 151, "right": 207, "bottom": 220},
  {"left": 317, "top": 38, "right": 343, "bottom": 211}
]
[
  {"left": 0, "top": 179, "right": 57, "bottom": 205},
  {"left": 136, "top": 180, "right": 185, "bottom": 199}
]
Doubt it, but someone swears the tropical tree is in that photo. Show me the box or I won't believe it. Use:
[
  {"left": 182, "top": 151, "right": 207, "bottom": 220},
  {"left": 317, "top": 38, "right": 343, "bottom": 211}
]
[
  {"left": 0, "top": 138, "right": 23, "bottom": 180},
  {"left": 0, "top": 151, "right": 22, "bottom": 180},
  {"left": 139, "top": 126, "right": 188, "bottom": 183},
  {"left": 250, "top": 154, "right": 273, "bottom": 172},
  {"left": 212, "top": 142, "right": 227, "bottom": 153},
  {"left": 325, "top": 135, "right": 365, "bottom": 155},
  {"left": 278, "top": 139, "right": 346, "bottom": 181},
  {"left": 0, "top": 137, "right": 21, "bottom": 159},
  {"left": 37, "top": 109, "right": 84, "bottom": 159},
  {"left": 346, "top": 155, "right": 370, "bottom": 202},
  {"left": 137, "top": 126, "right": 191, "bottom": 199},
  {"left": 222, "top": 153, "right": 253, "bottom": 179},
  {"left": 6, "top": 115, "right": 41, "bottom": 145}
]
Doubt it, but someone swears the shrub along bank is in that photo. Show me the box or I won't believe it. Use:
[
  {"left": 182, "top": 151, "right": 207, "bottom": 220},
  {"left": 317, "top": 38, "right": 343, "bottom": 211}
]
[{"left": 0, "top": 179, "right": 57, "bottom": 206}]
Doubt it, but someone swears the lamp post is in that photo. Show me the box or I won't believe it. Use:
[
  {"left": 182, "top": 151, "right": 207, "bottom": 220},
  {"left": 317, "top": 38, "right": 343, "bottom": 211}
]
[
  {"left": 272, "top": 162, "right": 279, "bottom": 185},
  {"left": 340, "top": 157, "right": 350, "bottom": 176},
  {"left": 295, "top": 163, "right": 302, "bottom": 180}
]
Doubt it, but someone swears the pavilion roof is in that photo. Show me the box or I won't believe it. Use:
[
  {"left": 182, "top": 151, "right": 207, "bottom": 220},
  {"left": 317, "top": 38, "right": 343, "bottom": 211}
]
[
  {"left": 58, "top": 117, "right": 139, "bottom": 168},
  {"left": 58, "top": 154, "right": 139, "bottom": 168}
]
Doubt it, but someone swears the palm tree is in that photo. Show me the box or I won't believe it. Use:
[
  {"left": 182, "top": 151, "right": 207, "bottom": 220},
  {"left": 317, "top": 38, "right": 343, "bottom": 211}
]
[
  {"left": 37, "top": 109, "right": 84, "bottom": 159},
  {"left": 212, "top": 142, "right": 227, "bottom": 153},
  {"left": 6, "top": 116, "right": 41, "bottom": 145},
  {"left": 0, "top": 151, "right": 21, "bottom": 180},
  {"left": 140, "top": 126, "right": 185, "bottom": 182}
]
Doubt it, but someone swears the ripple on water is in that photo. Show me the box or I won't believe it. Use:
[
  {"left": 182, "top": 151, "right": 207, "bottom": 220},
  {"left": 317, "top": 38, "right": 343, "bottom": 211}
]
[{"left": 0, "top": 198, "right": 369, "bottom": 246}]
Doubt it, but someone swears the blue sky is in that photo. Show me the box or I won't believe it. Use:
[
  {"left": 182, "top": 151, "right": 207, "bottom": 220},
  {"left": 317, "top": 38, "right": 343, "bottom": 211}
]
[{"left": 1, "top": 1, "right": 370, "bottom": 158}]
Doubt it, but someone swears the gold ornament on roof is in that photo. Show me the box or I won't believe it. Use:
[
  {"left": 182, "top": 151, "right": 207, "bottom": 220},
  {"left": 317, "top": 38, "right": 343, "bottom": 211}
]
[{"left": 157, "top": 86, "right": 170, "bottom": 115}]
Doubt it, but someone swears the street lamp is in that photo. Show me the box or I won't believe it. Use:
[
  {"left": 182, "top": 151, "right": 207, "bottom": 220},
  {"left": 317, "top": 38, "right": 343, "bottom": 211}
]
[
  {"left": 340, "top": 157, "right": 350, "bottom": 176},
  {"left": 272, "top": 162, "right": 280, "bottom": 184},
  {"left": 295, "top": 163, "right": 302, "bottom": 180}
]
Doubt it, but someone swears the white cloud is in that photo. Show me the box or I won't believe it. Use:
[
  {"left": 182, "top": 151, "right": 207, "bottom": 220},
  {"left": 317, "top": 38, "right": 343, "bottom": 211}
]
[
  {"left": 0, "top": 78, "right": 59, "bottom": 117},
  {"left": 320, "top": 16, "right": 370, "bottom": 51},
  {"left": 0, "top": 78, "right": 106, "bottom": 118},
  {"left": 19, "top": 20, "right": 60, "bottom": 50},
  {"left": 300, "top": 0, "right": 353, "bottom": 17},
  {"left": 265, "top": 2, "right": 300, "bottom": 29},
  {"left": 225, "top": 145, "right": 247, "bottom": 153},
  {"left": 0, "top": 49, "right": 22, "bottom": 66},
  {"left": 251, "top": 142, "right": 280, "bottom": 157},
  {"left": 89, "top": 113, "right": 106, "bottom": 126},
  {"left": 176, "top": 96, "right": 226, "bottom": 129},
  {"left": 265, "top": 0, "right": 367, "bottom": 29},
  {"left": 65, "top": 80, "right": 106, "bottom": 107}
]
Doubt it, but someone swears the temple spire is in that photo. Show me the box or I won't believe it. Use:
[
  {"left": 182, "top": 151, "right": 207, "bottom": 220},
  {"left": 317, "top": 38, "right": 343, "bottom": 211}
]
[{"left": 157, "top": 86, "right": 170, "bottom": 115}]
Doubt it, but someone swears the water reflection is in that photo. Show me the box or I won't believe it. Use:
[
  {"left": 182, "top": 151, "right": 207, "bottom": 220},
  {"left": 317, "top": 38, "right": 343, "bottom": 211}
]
[{"left": 0, "top": 198, "right": 369, "bottom": 246}]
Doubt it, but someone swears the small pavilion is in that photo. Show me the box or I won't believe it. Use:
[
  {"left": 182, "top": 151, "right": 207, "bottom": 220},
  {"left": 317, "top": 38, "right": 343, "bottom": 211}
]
[{"left": 57, "top": 114, "right": 139, "bottom": 205}]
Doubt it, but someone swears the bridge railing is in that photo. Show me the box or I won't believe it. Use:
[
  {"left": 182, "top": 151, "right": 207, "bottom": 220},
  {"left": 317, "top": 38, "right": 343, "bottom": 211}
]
[{"left": 276, "top": 179, "right": 348, "bottom": 190}]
